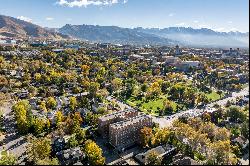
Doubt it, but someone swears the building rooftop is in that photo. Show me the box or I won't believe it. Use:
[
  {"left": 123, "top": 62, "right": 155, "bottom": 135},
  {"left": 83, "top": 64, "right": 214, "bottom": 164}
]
[
  {"left": 130, "top": 54, "right": 144, "bottom": 59},
  {"left": 110, "top": 114, "right": 151, "bottom": 129},
  {"left": 99, "top": 109, "right": 137, "bottom": 121},
  {"left": 173, "top": 157, "right": 201, "bottom": 165},
  {"left": 135, "top": 144, "right": 176, "bottom": 164}
]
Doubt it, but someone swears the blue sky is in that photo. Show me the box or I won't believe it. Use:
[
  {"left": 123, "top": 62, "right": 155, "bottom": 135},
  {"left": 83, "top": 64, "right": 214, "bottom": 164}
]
[{"left": 0, "top": 0, "right": 249, "bottom": 32}]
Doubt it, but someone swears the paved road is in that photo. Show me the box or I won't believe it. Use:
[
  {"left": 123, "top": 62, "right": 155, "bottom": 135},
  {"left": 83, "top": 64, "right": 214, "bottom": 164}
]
[
  {"left": 207, "top": 86, "right": 249, "bottom": 107},
  {"left": 0, "top": 101, "right": 28, "bottom": 164},
  {"left": 107, "top": 87, "right": 249, "bottom": 128},
  {"left": 155, "top": 86, "right": 249, "bottom": 128}
]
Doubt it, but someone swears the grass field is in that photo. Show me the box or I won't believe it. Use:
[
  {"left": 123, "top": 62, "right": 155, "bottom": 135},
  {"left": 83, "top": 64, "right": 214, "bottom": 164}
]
[
  {"left": 125, "top": 89, "right": 224, "bottom": 116},
  {"left": 126, "top": 95, "right": 179, "bottom": 116},
  {"left": 204, "top": 90, "right": 224, "bottom": 101}
]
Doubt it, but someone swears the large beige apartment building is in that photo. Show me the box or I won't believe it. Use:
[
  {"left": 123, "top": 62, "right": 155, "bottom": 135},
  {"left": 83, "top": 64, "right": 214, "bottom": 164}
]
[
  {"left": 98, "top": 109, "right": 153, "bottom": 149},
  {"left": 98, "top": 109, "right": 139, "bottom": 138},
  {"left": 109, "top": 114, "right": 153, "bottom": 149}
]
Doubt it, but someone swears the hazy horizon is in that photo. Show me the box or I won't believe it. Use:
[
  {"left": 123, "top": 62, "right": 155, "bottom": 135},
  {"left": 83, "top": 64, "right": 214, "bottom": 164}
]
[{"left": 0, "top": 0, "right": 249, "bottom": 33}]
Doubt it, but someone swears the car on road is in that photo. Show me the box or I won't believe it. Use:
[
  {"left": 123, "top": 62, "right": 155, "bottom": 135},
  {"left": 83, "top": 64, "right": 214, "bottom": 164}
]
[
  {"left": 166, "top": 117, "right": 170, "bottom": 120},
  {"left": 197, "top": 104, "right": 206, "bottom": 109}
]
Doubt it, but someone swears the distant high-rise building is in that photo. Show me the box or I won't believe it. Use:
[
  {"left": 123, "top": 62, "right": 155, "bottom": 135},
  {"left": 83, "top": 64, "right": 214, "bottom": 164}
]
[
  {"left": 237, "top": 48, "right": 240, "bottom": 56},
  {"left": 175, "top": 45, "right": 182, "bottom": 56}
]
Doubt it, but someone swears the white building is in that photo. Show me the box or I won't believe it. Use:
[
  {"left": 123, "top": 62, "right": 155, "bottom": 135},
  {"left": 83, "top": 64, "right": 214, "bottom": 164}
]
[
  {"left": 163, "top": 56, "right": 181, "bottom": 64},
  {"left": 181, "top": 61, "right": 200, "bottom": 68}
]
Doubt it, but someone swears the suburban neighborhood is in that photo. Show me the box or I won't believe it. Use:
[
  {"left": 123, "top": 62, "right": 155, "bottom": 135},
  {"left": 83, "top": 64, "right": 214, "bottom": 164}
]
[
  {"left": 0, "top": 0, "right": 249, "bottom": 165},
  {"left": 0, "top": 38, "right": 249, "bottom": 165}
]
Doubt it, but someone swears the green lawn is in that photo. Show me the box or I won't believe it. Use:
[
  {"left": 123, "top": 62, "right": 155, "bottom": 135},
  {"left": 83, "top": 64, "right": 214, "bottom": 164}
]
[
  {"left": 125, "top": 89, "right": 224, "bottom": 116},
  {"left": 126, "top": 95, "right": 179, "bottom": 116},
  {"left": 205, "top": 90, "right": 224, "bottom": 101}
]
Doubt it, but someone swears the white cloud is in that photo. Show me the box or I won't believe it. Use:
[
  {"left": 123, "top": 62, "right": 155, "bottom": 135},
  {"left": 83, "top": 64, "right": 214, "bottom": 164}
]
[
  {"left": 175, "top": 22, "right": 186, "bottom": 26},
  {"left": 17, "top": 16, "right": 32, "bottom": 22},
  {"left": 46, "top": 17, "right": 54, "bottom": 21},
  {"left": 168, "top": 13, "right": 175, "bottom": 17},
  {"left": 56, "top": 0, "right": 126, "bottom": 7},
  {"left": 227, "top": 21, "right": 233, "bottom": 24},
  {"left": 230, "top": 28, "right": 238, "bottom": 32},
  {"left": 193, "top": 20, "right": 199, "bottom": 23}
]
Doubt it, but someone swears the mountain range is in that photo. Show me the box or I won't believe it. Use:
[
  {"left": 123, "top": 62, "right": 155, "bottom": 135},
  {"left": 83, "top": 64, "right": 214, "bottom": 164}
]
[
  {"left": 133, "top": 27, "right": 249, "bottom": 48},
  {"left": 0, "top": 14, "right": 249, "bottom": 47},
  {"left": 0, "top": 15, "right": 68, "bottom": 40},
  {"left": 58, "top": 24, "right": 176, "bottom": 46}
]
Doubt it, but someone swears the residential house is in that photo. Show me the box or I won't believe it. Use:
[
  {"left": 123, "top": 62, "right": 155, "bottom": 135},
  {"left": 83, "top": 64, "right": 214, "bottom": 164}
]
[
  {"left": 232, "top": 136, "right": 249, "bottom": 153},
  {"left": 134, "top": 144, "right": 177, "bottom": 165},
  {"left": 56, "top": 147, "right": 85, "bottom": 165},
  {"left": 172, "top": 153, "right": 201, "bottom": 165}
]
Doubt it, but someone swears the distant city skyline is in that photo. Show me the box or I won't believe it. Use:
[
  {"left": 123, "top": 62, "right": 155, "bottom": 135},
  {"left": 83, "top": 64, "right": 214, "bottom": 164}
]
[{"left": 0, "top": 0, "right": 249, "bottom": 32}]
